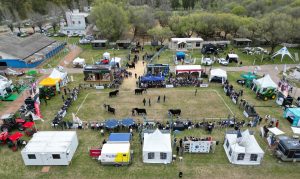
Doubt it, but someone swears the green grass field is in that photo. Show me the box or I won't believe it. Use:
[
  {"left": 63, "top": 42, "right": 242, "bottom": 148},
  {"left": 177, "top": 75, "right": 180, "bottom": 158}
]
[{"left": 1, "top": 72, "right": 300, "bottom": 178}]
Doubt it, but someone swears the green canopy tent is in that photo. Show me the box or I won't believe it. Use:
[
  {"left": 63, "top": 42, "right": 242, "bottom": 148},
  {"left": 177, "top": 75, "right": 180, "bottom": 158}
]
[
  {"left": 241, "top": 72, "right": 257, "bottom": 87},
  {"left": 26, "top": 70, "right": 38, "bottom": 76}
]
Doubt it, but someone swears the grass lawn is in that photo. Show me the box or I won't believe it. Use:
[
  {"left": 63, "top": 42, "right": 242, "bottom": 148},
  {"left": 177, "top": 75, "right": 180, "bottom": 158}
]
[{"left": 1, "top": 71, "right": 300, "bottom": 178}]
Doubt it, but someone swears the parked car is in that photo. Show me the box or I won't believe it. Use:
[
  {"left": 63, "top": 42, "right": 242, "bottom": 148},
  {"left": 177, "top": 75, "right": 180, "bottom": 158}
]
[
  {"left": 218, "top": 58, "right": 229, "bottom": 66},
  {"left": 201, "top": 57, "right": 213, "bottom": 66}
]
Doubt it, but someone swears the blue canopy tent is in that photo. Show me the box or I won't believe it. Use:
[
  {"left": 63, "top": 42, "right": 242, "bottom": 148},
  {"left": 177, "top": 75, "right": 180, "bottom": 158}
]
[
  {"left": 108, "top": 133, "right": 131, "bottom": 142},
  {"left": 104, "top": 119, "right": 119, "bottom": 129},
  {"left": 141, "top": 75, "right": 164, "bottom": 82},
  {"left": 121, "top": 118, "right": 135, "bottom": 127},
  {"left": 283, "top": 108, "right": 300, "bottom": 127},
  {"left": 176, "top": 52, "right": 185, "bottom": 60}
]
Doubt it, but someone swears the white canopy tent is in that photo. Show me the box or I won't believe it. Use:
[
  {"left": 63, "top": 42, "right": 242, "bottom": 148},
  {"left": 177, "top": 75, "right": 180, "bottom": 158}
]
[
  {"left": 253, "top": 74, "right": 277, "bottom": 91},
  {"left": 209, "top": 68, "right": 227, "bottom": 83},
  {"left": 143, "top": 129, "right": 172, "bottom": 164},
  {"left": 223, "top": 130, "right": 264, "bottom": 165},
  {"left": 73, "top": 57, "right": 86, "bottom": 67},
  {"left": 49, "top": 68, "right": 69, "bottom": 86},
  {"left": 268, "top": 127, "right": 285, "bottom": 136},
  {"left": 110, "top": 57, "right": 122, "bottom": 68},
  {"left": 103, "top": 52, "right": 110, "bottom": 60},
  {"left": 175, "top": 65, "right": 202, "bottom": 77},
  {"left": 272, "top": 47, "right": 295, "bottom": 62}
]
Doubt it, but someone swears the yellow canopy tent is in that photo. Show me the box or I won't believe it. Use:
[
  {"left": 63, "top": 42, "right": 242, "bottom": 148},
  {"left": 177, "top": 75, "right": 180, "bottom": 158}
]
[{"left": 39, "top": 77, "right": 60, "bottom": 86}]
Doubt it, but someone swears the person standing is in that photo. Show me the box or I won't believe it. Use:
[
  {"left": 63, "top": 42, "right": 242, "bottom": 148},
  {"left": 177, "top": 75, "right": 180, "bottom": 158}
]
[
  {"left": 143, "top": 98, "right": 146, "bottom": 106},
  {"left": 135, "top": 73, "right": 137, "bottom": 79},
  {"left": 176, "top": 146, "right": 180, "bottom": 155},
  {"left": 194, "top": 89, "right": 197, "bottom": 96},
  {"left": 149, "top": 98, "right": 151, "bottom": 106},
  {"left": 240, "top": 89, "right": 243, "bottom": 96},
  {"left": 275, "top": 120, "right": 279, "bottom": 128},
  {"left": 62, "top": 95, "right": 65, "bottom": 102},
  {"left": 157, "top": 96, "right": 160, "bottom": 103},
  {"left": 163, "top": 95, "right": 166, "bottom": 102}
]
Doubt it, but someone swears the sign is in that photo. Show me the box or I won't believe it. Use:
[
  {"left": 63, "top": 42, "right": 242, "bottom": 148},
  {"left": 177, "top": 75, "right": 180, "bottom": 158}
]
[
  {"left": 95, "top": 85, "right": 104, "bottom": 90},
  {"left": 166, "top": 84, "right": 174, "bottom": 88},
  {"left": 200, "top": 84, "right": 209, "bottom": 88}
]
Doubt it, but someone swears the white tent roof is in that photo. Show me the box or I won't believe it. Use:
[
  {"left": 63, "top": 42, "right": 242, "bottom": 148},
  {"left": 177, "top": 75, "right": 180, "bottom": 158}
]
[
  {"left": 110, "top": 57, "right": 121, "bottom": 63},
  {"left": 228, "top": 54, "right": 238, "bottom": 58},
  {"left": 49, "top": 68, "right": 67, "bottom": 80},
  {"left": 175, "top": 65, "right": 201, "bottom": 72},
  {"left": 101, "top": 143, "right": 130, "bottom": 154},
  {"left": 268, "top": 127, "right": 285, "bottom": 136},
  {"left": 291, "top": 127, "right": 300, "bottom": 134},
  {"left": 73, "top": 57, "right": 85, "bottom": 64},
  {"left": 253, "top": 74, "right": 277, "bottom": 89},
  {"left": 22, "top": 131, "right": 77, "bottom": 153},
  {"left": 272, "top": 47, "right": 295, "bottom": 62},
  {"left": 226, "top": 130, "right": 264, "bottom": 154},
  {"left": 143, "top": 129, "right": 171, "bottom": 152},
  {"left": 210, "top": 68, "right": 227, "bottom": 78}
]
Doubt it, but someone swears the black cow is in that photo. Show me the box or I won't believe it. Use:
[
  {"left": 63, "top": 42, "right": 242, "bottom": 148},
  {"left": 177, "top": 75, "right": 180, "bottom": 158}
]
[
  {"left": 132, "top": 108, "right": 147, "bottom": 115},
  {"left": 134, "top": 88, "right": 147, "bottom": 95},
  {"left": 109, "top": 90, "right": 119, "bottom": 97},
  {"left": 103, "top": 104, "right": 115, "bottom": 115},
  {"left": 168, "top": 109, "right": 181, "bottom": 116},
  {"left": 126, "top": 62, "right": 135, "bottom": 69}
]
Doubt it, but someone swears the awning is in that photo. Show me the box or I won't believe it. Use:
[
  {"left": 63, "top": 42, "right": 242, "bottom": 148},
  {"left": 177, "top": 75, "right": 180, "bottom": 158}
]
[
  {"left": 108, "top": 133, "right": 131, "bottom": 142},
  {"left": 120, "top": 118, "right": 135, "bottom": 127},
  {"left": 268, "top": 127, "right": 285, "bottom": 136},
  {"left": 39, "top": 77, "right": 60, "bottom": 86},
  {"left": 105, "top": 119, "right": 119, "bottom": 129}
]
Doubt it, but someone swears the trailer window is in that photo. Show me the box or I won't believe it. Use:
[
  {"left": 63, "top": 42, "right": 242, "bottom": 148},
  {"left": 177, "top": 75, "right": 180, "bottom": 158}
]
[
  {"left": 229, "top": 148, "right": 232, "bottom": 156},
  {"left": 237, "top": 153, "right": 245, "bottom": 160},
  {"left": 28, "top": 154, "right": 36, "bottom": 159},
  {"left": 226, "top": 140, "right": 229, "bottom": 148},
  {"left": 52, "top": 154, "right": 61, "bottom": 159},
  {"left": 250, "top": 154, "right": 258, "bottom": 161},
  {"left": 148, "top": 152, "right": 154, "bottom": 159},
  {"left": 160, "top": 153, "right": 167, "bottom": 160}
]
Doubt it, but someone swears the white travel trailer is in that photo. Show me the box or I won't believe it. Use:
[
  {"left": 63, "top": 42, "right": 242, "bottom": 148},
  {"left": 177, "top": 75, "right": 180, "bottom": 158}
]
[{"left": 21, "top": 131, "right": 78, "bottom": 166}]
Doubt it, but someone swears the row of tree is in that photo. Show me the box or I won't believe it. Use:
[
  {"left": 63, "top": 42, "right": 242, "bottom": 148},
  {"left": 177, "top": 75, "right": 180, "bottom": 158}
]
[{"left": 90, "top": 0, "right": 300, "bottom": 54}]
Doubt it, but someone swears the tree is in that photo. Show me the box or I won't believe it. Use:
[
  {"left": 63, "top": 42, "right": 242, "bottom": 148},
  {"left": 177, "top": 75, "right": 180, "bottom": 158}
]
[
  {"left": 128, "top": 6, "right": 155, "bottom": 40},
  {"left": 259, "top": 13, "right": 293, "bottom": 54},
  {"left": 192, "top": 12, "right": 218, "bottom": 39},
  {"left": 170, "top": 0, "right": 180, "bottom": 10},
  {"left": 218, "top": 13, "right": 243, "bottom": 39},
  {"left": 231, "top": 5, "right": 247, "bottom": 16},
  {"left": 147, "top": 26, "right": 174, "bottom": 45},
  {"left": 91, "top": 1, "right": 128, "bottom": 41},
  {"left": 154, "top": 10, "right": 171, "bottom": 27}
]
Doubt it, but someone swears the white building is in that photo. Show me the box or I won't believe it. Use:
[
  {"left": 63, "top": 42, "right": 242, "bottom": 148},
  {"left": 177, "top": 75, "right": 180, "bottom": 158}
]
[
  {"left": 223, "top": 130, "right": 264, "bottom": 165},
  {"left": 60, "top": 9, "right": 89, "bottom": 36},
  {"left": 21, "top": 131, "right": 78, "bottom": 166},
  {"left": 143, "top": 129, "right": 172, "bottom": 164},
  {"left": 169, "top": 38, "right": 204, "bottom": 51}
]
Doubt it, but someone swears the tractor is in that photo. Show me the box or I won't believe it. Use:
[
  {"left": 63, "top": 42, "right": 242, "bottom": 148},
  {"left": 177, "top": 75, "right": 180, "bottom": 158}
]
[
  {"left": 0, "top": 131, "right": 9, "bottom": 145},
  {"left": 0, "top": 113, "right": 26, "bottom": 132},
  {"left": 256, "top": 88, "right": 276, "bottom": 101},
  {"left": 0, "top": 131, "right": 25, "bottom": 151}
]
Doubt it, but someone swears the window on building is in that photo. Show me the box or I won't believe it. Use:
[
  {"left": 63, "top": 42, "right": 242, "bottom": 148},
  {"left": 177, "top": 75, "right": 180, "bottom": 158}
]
[
  {"left": 160, "top": 152, "right": 167, "bottom": 160},
  {"left": 237, "top": 153, "right": 245, "bottom": 160},
  {"left": 123, "top": 154, "right": 127, "bottom": 157},
  {"left": 78, "top": 21, "right": 81, "bottom": 24},
  {"left": 52, "top": 154, "right": 61, "bottom": 159},
  {"left": 229, "top": 148, "right": 232, "bottom": 156},
  {"left": 196, "top": 42, "right": 201, "bottom": 47},
  {"left": 28, "top": 154, "right": 36, "bottom": 159},
  {"left": 148, "top": 152, "right": 155, "bottom": 159},
  {"left": 250, "top": 154, "right": 258, "bottom": 161},
  {"left": 226, "top": 140, "right": 229, "bottom": 148},
  {"left": 72, "top": 21, "right": 75, "bottom": 25}
]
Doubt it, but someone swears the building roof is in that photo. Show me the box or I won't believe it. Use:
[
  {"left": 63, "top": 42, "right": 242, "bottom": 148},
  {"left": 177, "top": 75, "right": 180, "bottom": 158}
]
[
  {"left": 116, "top": 40, "right": 131, "bottom": 44},
  {"left": 175, "top": 65, "right": 201, "bottom": 71},
  {"left": 101, "top": 143, "right": 130, "bottom": 154},
  {"left": 171, "top": 38, "right": 204, "bottom": 42},
  {"left": 91, "top": 40, "right": 107, "bottom": 43},
  {"left": 108, "top": 133, "right": 131, "bottom": 142},
  {"left": 22, "top": 131, "right": 77, "bottom": 153},
  {"left": 233, "top": 38, "right": 252, "bottom": 42},
  {"left": 0, "top": 33, "right": 56, "bottom": 60}
]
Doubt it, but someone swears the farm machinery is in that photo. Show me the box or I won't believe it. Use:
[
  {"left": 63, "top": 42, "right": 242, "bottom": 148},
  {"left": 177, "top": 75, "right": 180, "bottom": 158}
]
[
  {"left": 0, "top": 131, "right": 25, "bottom": 151},
  {"left": 0, "top": 113, "right": 35, "bottom": 134}
]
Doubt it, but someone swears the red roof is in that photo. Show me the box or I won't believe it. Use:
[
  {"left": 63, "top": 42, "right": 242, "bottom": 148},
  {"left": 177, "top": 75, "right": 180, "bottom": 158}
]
[
  {"left": 23, "top": 122, "right": 35, "bottom": 128},
  {"left": 8, "top": 132, "right": 23, "bottom": 141}
]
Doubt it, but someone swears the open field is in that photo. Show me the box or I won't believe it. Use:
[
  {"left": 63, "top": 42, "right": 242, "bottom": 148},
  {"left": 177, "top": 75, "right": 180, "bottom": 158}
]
[{"left": 1, "top": 72, "right": 300, "bottom": 178}]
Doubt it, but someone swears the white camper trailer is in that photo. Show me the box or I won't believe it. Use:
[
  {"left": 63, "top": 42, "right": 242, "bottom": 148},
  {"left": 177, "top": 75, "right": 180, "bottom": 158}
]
[{"left": 21, "top": 131, "right": 78, "bottom": 166}]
